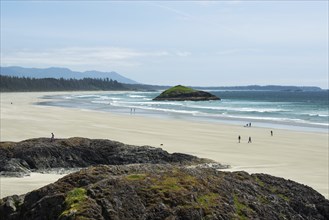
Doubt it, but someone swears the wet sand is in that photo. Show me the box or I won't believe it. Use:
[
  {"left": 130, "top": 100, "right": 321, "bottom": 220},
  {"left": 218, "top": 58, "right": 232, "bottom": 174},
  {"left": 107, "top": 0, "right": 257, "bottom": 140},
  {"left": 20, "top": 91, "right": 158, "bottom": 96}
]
[{"left": 0, "top": 173, "right": 66, "bottom": 198}]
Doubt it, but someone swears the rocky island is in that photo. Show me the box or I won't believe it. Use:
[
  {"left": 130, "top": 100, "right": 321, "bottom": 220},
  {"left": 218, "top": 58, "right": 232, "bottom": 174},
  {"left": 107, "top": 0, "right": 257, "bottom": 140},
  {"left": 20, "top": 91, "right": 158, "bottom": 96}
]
[
  {"left": 153, "top": 85, "right": 220, "bottom": 101},
  {"left": 0, "top": 138, "right": 328, "bottom": 219}
]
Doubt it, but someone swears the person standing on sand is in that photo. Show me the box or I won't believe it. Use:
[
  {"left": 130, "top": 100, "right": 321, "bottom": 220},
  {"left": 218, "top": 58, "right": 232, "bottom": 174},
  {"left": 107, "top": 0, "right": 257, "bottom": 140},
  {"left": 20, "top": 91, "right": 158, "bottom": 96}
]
[
  {"left": 51, "top": 133, "right": 54, "bottom": 142},
  {"left": 271, "top": 130, "right": 273, "bottom": 136},
  {"left": 248, "top": 136, "right": 252, "bottom": 143},
  {"left": 238, "top": 135, "right": 241, "bottom": 143}
]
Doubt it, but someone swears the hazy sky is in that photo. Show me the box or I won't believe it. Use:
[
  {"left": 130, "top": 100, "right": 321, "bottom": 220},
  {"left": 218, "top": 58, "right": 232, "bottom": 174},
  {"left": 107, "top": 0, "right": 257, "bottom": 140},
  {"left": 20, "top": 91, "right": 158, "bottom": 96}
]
[{"left": 1, "top": 1, "right": 328, "bottom": 88}]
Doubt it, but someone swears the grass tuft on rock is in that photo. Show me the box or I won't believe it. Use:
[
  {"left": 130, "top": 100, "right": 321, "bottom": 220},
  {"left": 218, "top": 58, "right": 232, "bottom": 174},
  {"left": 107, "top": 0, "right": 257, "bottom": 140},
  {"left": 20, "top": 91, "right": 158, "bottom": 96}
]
[
  {"left": 61, "top": 187, "right": 87, "bottom": 217},
  {"left": 254, "top": 177, "right": 265, "bottom": 187},
  {"left": 149, "top": 172, "right": 199, "bottom": 193},
  {"left": 196, "top": 193, "right": 220, "bottom": 213},
  {"left": 233, "top": 194, "right": 253, "bottom": 219},
  {"left": 125, "top": 174, "right": 147, "bottom": 181}
]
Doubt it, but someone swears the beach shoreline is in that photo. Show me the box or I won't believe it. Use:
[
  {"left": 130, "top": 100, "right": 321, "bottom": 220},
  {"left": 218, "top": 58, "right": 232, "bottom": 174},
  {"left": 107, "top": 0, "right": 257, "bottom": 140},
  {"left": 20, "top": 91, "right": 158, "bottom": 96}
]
[
  {"left": 0, "top": 91, "right": 328, "bottom": 199},
  {"left": 37, "top": 91, "right": 329, "bottom": 134}
]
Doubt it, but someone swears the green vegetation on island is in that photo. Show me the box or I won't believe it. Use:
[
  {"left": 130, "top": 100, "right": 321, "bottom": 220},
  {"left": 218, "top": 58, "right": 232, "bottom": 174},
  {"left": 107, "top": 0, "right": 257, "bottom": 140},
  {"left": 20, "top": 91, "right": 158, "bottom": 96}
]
[{"left": 161, "top": 85, "right": 197, "bottom": 96}]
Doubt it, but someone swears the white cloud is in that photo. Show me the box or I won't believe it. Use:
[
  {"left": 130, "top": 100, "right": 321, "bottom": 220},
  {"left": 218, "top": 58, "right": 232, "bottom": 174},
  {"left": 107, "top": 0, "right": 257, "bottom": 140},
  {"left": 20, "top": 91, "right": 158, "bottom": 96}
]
[
  {"left": 0, "top": 47, "right": 194, "bottom": 73},
  {"left": 216, "top": 48, "right": 261, "bottom": 55},
  {"left": 1, "top": 47, "right": 172, "bottom": 70},
  {"left": 175, "top": 51, "right": 191, "bottom": 57}
]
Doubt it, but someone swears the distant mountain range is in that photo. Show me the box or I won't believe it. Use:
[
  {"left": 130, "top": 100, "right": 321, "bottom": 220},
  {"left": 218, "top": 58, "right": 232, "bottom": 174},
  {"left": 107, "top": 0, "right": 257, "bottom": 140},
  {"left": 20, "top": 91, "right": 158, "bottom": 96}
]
[
  {"left": 0, "top": 66, "right": 138, "bottom": 84},
  {"left": 0, "top": 66, "right": 324, "bottom": 92},
  {"left": 194, "top": 85, "right": 323, "bottom": 92}
]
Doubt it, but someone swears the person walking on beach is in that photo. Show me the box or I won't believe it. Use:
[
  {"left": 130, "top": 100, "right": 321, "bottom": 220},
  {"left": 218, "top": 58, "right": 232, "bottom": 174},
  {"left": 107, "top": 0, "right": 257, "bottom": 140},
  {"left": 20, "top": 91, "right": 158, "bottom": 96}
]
[
  {"left": 271, "top": 130, "right": 273, "bottom": 136},
  {"left": 238, "top": 135, "right": 241, "bottom": 143},
  {"left": 51, "top": 133, "right": 54, "bottom": 142},
  {"left": 248, "top": 136, "right": 252, "bottom": 143}
]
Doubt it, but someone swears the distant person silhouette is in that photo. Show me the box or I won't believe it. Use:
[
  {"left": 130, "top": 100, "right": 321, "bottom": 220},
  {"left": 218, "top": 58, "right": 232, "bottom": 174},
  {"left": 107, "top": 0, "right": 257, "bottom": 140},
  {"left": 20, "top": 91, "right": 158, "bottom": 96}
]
[
  {"left": 271, "top": 130, "right": 273, "bottom": 136},
  {"left": 51, "top": 133, "right": 54, "bottom": 142},
  {"left": 238, "top": 135, "right": 241, "bottom": 143},
  {"left": 248, "top": 136, "right": 252, "bottom": 143}
]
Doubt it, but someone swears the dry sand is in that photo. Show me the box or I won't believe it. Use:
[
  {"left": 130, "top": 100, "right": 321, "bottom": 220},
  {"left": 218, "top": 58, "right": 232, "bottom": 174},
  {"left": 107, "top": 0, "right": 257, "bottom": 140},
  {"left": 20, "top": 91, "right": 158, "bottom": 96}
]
[{"left": 0, "top": 92, "right": 328, "bottom": 199}]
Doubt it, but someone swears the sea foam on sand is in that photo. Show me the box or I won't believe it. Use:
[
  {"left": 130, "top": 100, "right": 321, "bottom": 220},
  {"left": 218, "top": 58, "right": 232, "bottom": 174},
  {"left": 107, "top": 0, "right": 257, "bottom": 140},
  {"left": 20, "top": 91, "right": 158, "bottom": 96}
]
[{"left": 0, "top": 173, "right": 66, "bottom": 198}]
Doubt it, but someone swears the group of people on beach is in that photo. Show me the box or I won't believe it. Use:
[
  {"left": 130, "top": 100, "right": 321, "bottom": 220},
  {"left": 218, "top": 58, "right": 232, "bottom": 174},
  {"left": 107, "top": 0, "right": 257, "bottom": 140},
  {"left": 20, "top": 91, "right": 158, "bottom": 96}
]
[
  {"left": 238, "top": 135, "right": 252, "bottom": 143},
  {"left": 238, "top": 129, "right": 273, "bottom": 144},
  {"left": 244, "top": 122, "right": 252, "bottom": 127},
  {"left": 49, "top": 123, "right": 274, "bottom": 145}
]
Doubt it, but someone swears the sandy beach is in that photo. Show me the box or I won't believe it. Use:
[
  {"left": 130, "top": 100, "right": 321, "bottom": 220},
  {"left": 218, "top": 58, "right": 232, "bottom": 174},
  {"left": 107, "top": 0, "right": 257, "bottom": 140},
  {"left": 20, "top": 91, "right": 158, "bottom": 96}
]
[{"left": 0, "top": 92, "right": 328, "bottom": 199}]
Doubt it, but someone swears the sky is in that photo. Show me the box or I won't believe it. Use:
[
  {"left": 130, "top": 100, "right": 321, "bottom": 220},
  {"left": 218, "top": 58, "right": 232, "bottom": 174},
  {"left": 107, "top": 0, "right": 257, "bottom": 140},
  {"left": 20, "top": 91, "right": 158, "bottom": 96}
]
[{"left": 1, "top": 1, "right": 328, "bottom": 88}]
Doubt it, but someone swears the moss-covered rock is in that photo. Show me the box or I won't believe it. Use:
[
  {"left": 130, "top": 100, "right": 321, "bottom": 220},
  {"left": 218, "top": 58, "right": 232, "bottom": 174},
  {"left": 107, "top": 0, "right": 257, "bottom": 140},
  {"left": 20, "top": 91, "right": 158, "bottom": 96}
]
[
  {"left": 60, "top": 188, "right": 87, "bottom": 218},
  {"left": 1, "top": 164, "right": 328, "bottom": 220}
]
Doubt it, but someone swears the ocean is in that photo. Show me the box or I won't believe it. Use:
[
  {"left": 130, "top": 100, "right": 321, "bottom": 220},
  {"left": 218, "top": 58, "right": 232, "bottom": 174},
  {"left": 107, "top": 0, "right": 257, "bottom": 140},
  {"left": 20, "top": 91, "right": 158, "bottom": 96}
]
[{"left": 40, "top": 90, "right": 329, "bottom": 133}]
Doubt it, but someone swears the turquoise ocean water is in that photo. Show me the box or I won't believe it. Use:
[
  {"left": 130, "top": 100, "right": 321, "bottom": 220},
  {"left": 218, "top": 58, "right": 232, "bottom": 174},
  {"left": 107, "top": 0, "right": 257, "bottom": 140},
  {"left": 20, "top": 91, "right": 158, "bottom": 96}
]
[{"left": 40, "top": 90, "right": 328, "bottom": 132}]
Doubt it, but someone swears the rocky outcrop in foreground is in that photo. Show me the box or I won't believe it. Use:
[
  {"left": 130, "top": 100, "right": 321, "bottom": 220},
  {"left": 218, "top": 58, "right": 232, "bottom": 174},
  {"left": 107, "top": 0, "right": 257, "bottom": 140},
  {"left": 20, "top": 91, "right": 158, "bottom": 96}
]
[
  {"left": 153, "top": 85, "right": 220, "bottom": 101},
  {"left": 1, "top": 164, "right": 328, "bottom": 220},
  {"left": 0, "top": 138, "right": 214, "bottom": 177},
  {"left": 0, "top": 138, "right": 328, "bottom": 219}
]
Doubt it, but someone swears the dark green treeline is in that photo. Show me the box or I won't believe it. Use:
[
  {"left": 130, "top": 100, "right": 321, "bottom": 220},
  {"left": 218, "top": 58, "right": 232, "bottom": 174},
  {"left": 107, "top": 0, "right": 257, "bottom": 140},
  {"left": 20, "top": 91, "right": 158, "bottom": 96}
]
[{"left": 0, "top": 75, "right": 127, "bottom": 92}]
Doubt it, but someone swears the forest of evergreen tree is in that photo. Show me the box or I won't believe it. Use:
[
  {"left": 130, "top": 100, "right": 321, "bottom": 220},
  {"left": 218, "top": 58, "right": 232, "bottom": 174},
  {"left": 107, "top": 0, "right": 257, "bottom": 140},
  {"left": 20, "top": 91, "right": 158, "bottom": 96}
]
[{"left": 0, "top": 75, "right": 129, "bottom": 92}]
